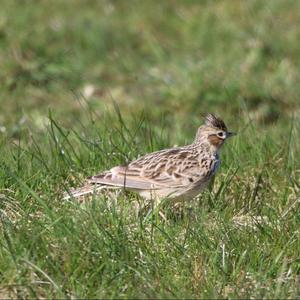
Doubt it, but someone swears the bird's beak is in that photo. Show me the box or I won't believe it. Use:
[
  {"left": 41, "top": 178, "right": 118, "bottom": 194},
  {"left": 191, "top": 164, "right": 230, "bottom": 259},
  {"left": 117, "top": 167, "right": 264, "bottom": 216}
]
[{"left": 227, "top": 132, "right": 236, "bottom": 138}]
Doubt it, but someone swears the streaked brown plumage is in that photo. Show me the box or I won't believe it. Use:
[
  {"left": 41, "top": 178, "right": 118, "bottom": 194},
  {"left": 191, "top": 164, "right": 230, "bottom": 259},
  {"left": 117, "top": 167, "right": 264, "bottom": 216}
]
[{"left": 63, "top": 114, "right": 235, "bottom": 203}]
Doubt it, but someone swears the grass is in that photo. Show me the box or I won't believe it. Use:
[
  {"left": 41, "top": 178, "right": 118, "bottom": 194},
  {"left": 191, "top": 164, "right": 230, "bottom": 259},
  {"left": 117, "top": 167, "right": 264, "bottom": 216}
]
[{"left": 0, "top": 0, "right": 300, "bottom": 298}]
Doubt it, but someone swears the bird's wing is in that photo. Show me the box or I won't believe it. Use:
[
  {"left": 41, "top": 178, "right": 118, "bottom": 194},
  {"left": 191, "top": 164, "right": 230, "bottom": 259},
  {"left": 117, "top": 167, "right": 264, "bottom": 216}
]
[{"left": 88, "top": 147, "right": 213, "bottom": 190}]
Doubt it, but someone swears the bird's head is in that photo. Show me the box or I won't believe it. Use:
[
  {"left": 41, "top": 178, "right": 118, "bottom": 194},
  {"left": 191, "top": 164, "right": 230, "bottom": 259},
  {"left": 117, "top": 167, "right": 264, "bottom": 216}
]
[{"left": 195, "top": 113, "right": 236, "bottom": 150}]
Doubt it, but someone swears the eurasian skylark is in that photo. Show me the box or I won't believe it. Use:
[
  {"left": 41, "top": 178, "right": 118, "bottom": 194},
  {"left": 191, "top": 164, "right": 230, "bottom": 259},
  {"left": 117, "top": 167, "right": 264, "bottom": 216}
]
[{"left": 64, "top": 114, "right": 235, "bottom": 203}]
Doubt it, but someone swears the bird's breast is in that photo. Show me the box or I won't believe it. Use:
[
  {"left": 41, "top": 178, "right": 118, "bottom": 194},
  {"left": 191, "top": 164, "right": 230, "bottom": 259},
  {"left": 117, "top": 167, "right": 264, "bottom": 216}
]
[{"left": 211, "top": 158, "right": 220, "bottom": 174}]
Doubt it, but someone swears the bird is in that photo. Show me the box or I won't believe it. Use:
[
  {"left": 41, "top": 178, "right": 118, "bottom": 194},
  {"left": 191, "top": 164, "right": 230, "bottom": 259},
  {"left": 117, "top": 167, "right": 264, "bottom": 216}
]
[{"left": 63, "top": 113, "right": 235, "bottom": 204}]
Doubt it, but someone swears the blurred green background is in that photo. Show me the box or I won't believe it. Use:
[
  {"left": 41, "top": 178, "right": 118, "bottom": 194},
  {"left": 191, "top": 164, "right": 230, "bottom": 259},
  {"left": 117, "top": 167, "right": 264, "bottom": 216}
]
[{"left": 0, "top": 0, "right": 299, "bottom": 136}]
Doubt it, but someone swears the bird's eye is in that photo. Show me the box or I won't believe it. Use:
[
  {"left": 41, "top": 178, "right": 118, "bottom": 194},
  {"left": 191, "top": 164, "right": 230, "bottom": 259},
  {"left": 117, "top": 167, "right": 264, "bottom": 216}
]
[{"left": 217, "top": 131, "right": 224, "bottom": 138}]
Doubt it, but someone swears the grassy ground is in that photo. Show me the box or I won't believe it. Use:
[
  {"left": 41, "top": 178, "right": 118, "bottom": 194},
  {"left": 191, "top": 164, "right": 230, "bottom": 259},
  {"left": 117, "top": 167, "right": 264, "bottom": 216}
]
[{"left": 0, "top": 0, "right": 300, "bottom": 298}]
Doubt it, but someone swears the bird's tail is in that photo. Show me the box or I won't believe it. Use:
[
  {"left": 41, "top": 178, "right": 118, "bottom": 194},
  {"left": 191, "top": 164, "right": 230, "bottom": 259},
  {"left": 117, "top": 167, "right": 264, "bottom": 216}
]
[{"left": 63, "top": 184, "right": 119, "bottom": 201}]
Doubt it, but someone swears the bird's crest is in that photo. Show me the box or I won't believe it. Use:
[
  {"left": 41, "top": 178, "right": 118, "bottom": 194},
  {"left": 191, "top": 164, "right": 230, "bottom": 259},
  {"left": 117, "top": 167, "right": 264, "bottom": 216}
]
[{"left": 204, "top": 113, "right": 227, "bottom": 131}]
